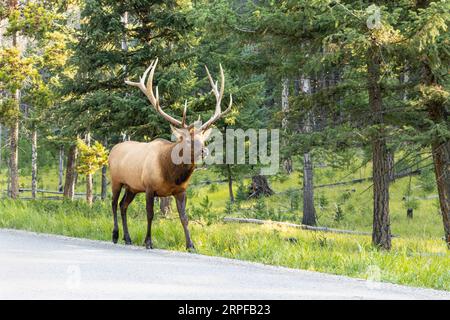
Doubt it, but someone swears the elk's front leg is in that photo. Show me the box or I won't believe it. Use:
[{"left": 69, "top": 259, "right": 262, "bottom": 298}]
[
  {"left": 175, "top": 192, "right": 195, "bottom": 250},
  {"left": 144, "top": 190, "right": 155, "bottom": 249}
]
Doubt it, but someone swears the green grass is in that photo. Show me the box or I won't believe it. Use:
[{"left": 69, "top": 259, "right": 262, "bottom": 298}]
[{"left": 0, "top": 199, "right": 448, "bottom": 291}]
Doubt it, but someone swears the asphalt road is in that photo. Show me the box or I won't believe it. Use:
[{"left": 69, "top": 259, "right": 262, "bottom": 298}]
[{"left": 0, "top": 229, "right": 448, "bottom": 300}]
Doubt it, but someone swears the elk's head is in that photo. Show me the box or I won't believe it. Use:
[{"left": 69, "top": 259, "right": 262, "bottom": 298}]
[{"left": 125, "top": 58, "right": 232, "bottom": 164}]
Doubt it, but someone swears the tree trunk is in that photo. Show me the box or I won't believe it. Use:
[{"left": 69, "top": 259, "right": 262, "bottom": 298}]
[
  {"left": 85, "top": 133, "right": 93, "bottom": 205},
  {"left": 227, "top": 164, "right": 235, "bottom": 203},
  {"left": 249, "top": 175, "right": 274, "bottom": 198},
  {"left": 31, "top": 127, "right": 37, "bottom": 200},
  {"left": 302, "top": 152, "right": 316, "bottom": 226},
  {"left": 63, "top": 143, "right": 78, "bottom": 200},
  {"left": 368, "top": 41, "right": 391, "bottom": 250},
  {"left": 58, "top": 145, "right": 64, "bottom": 192},
  {"left": 387, "top": 150, "right": 395, "bottom": 182},
  {"left": 9, "top": 114, "right": 19, "bottom": 199},
  {"left": 101, "top": 138, "right": 108, "bottom": 200},
  {"left": 8, "top": 0, "right": 19, "bottom": 200},
  {"left": 417, "top": 0, "right": 449, "bottom": 249},
  {"left": 7, "top": 160, "right": 11, "bottom": 197},
  {"left": 301, "top": 77, "right": 316, "bottom": 226},
  {"left": 431, "top": 141, "right": 450, "bottom": 247},
  {"left": 159, "top": 197, "right": 172, "bottom": 216},
  {"left": 281, "top": 78, "right": 293, "bottom": 174},
  {"left": 101, "top": 164, "right": 108, "bottom": 200}
]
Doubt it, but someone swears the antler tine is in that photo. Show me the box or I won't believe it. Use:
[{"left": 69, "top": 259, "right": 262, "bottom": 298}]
[
  {"left": 124, "top": 60, "right": 154, "bottom": 91},
  {"left": 200, "top": 64, "right": 232, "bottom": 131},
  {"left": 125, "top": 58, "right": 184, "bottom": 127},
  {"left": 205, "top": 65, "right": 219, "bottom": 98},
  {"left": 223, "top": 94, "right": 233, "bottom": 115},
  {"left": 146, "top": 58, "right": 158, "bottom": 104}
]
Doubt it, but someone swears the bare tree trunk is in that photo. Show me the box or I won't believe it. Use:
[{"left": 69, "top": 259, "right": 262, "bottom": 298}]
[
  {"left": 101, "top": 138, "right": 108, "bottom": 200},
  {"left": 227, "top": 164, "right": 234, "bottom": 203},
  {"left": 301, "top": 77, "right": 316, "bottom": 226},
  {"left": 8, "top": 0, "right": 19, "bottom": 200},
  {"left": 58, "top": 145, "right": 64, "bottom": 192},
  {"left": 63, "top": 143, "right": 78, "bottom": 200},
  {"left": 7, "top": 161, "right": 11, "bottom": 197},
  {"left": 85, "top": 133, "right": 93, "bottom": 205},
  {"left": 302, "top": 152, "right": 316, "bottom": 226},
  {"left": 9, "top": 111, "right": 19, "bottom": 199},
  {"left": 159, "top": 197, "right": 172, "bottom": 216},
  {"left": 281, "top": 78, "right": 293, "bottom": 174},
  {"left": 368, "top": 41, "right": 391, "bottom": 250},
  {"left": 31, "top": 127, "right": 37, "bottom": 199},
  {"left": 121, "top": 12, "right": 128, "bottom": 52},
  {"left": 101, "top": 164, "right": 107, "bottom": 200}
]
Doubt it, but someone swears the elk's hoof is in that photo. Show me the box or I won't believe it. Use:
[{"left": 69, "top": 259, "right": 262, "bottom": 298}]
[
  {"left": 144, "top": 240, "right": 153, "bottom": 249},
  {"left": 124, "top": 238, "right": 132, "bottom": 245},
  {"left": 187, "top": 245, "right": 196, "bottom": 253},
  {"left": 112, "top": 230, "right": 119, "bottom": 244}
]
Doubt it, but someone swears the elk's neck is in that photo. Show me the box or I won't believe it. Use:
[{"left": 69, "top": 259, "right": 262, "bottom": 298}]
[
  {"left": 161, "top": 142, "right": 196, "bottom": 186},
  {"left": 170, "top": 162, "right": 195, "bottom": 186}
]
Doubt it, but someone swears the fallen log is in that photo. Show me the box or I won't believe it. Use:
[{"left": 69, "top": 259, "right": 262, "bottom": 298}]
[{"left": 223, "top": 217, "right": 373, "bottom": 236}]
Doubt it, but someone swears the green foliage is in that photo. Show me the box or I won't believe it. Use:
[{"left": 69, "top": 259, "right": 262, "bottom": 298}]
[
  {"left": 334, "top": 203, "right": 344, "bottom": 222},
  {"left": 419, "top": 168, "right": 436, "bottom": 193},
  {"left": 235, "top": 182, "right": 248, "bottom": 202},
  {"left": 0, "top": 98, "right": 20, "bottom": 126},
  {"left": 190, "top": 195, "right": 218, "bottom": 224},
  {"left": 6, "top": 2, "right": 57, "bottom": 38},
  {"left": 208, "top": 183, "right": 218, "bottom": 193},
  {"left": 0, "top": 47, "right": 34, "bottom": 92},
  {"left": 76, "top": 139, "right": 109, "bottom": 176}
]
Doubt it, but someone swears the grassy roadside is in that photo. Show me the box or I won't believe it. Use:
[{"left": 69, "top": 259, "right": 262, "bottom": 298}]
[{"left": 1, "top": 199, "right": 448, "bottom": 291}]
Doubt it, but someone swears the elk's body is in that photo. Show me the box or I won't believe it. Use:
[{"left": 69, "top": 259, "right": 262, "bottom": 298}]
[
  {"left": 109, "top": 58, "right": 231, "bottom": 250},
  {"left": 109, "top": 139, "right": 193, "bottom": 197}
]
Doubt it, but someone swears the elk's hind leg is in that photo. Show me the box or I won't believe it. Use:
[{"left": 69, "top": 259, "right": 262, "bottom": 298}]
[
  {"left": 111, "top": 182, "right": 123, "bottom": 244},
  {"left": 175, "top": 192, "right": 195, "bottom": 251},
  {"left": 144, "top": 190, "right": 155, "bottom": 249},
  {"left": 120, "top": 188, "right": 136, "bottom": 245}
]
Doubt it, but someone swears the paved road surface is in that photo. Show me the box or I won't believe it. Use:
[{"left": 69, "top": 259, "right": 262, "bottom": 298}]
[{"left": 0, "top": 229, "right": 448, "bottom": 300}]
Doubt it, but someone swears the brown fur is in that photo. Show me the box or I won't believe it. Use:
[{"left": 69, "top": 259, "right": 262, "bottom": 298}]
[{"left": 109, "top": 138, "right": 196, "bottom": 197}]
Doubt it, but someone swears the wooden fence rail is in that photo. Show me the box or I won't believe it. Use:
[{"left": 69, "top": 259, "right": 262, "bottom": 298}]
[{"left": 1, "top": 188, "right": 101, "bottom": 200}]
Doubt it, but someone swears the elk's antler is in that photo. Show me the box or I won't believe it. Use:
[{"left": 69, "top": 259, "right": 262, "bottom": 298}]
[
  {"left": 200, "top": 64, "right": 233, "bottom": 131},
  {"left": 125, "top": 58, "right": 232, "bottom": 130},
  {"left": 125, "top": 58, "right": 185, "bottom": 128}
]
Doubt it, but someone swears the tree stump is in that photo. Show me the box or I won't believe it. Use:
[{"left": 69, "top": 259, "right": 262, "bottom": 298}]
[{"left": 248, "top": 175, "right": 274, "bottom": 198}]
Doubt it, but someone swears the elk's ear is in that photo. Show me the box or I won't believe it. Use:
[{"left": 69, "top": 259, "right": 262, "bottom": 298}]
[
  {"left": 170, "top": 125, "right": 186, "bottom": 141},
  {"left": 202, "top": 128, "right": 213, "bottom": 141}
]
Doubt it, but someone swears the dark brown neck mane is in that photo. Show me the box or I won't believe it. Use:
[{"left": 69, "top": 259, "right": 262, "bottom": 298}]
[{"left": 160, "top": 142, "right": 196, "bottom": 186}]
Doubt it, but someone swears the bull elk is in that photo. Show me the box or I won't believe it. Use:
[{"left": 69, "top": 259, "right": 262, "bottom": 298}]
[{"left": 109, "top": 58, "right": 232, "bottom": 250}]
